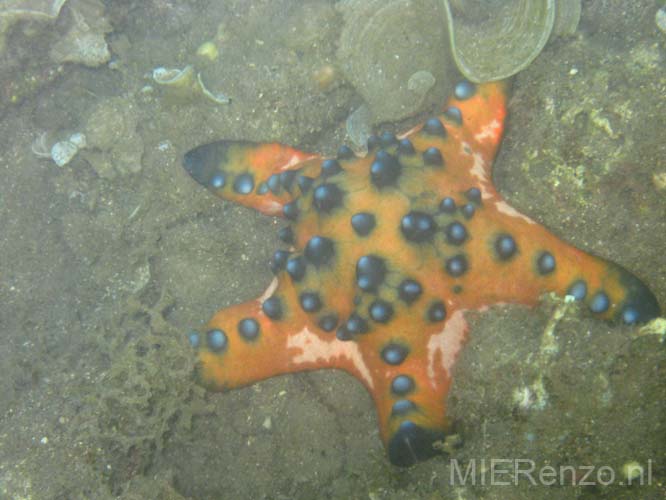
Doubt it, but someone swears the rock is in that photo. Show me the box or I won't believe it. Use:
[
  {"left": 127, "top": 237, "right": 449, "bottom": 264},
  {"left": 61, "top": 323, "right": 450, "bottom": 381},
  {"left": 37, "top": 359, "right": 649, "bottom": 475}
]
[
  {"left": 0, "top": 0, "right": 67, "bottom": 54},
  {"left": 49, "top": 0, "right": 112, "bottom": 67},
  {"left": 85, "top": 97, "right": 137, "bottom": 151},
  {"left": 51, "top": 31, "right": 110, "bottom": 67},
  {"left": 83, "top": 96, "right": 144, "bottom": 177}
]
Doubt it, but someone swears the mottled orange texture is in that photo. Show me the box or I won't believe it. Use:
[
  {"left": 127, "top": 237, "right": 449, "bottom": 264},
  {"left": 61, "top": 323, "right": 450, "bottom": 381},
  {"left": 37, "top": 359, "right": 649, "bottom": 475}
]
[{"left": 182, "top": 81, "right": 660, "bottom": 466}]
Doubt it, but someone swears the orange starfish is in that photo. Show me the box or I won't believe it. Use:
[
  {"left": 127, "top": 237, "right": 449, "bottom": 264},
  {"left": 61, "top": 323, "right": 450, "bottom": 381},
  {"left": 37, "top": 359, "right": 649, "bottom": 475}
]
[{"left": 182, "top": 81, "right": 660, "bottom": 466}]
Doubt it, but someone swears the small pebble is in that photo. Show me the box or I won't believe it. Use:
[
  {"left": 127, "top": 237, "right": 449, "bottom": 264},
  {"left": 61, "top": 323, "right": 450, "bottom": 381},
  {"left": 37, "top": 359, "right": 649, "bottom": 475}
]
[
  {"left": 656, "top": 7, "right": 666, "bottom": 34},
  {"left": 196, "top": 41, "right": 219, "bottom": 61},
  {"left": 652, "top": 172, "right": 666, "bottom": 191},
  {"left": 69, "top": 132, "right": 86, "bottom": 148},
  {"left": 313, "top": 65, "right": 338, "bottom": 91},
  {"left": 407, "top": 70, "right": 436, "bottom": 95},
  {"left": 345, "top": 104, "right": 373, "bottom": 151}
]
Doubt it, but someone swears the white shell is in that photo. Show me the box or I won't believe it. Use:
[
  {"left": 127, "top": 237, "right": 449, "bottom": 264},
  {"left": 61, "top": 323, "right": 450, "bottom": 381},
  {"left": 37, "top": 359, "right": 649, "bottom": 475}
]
[
  {"left": 197, "top": 72, "right": 230, "bottom": 104},
  {"left": 152, "top": 66, "right": 194, "bottom": 85},
  {"left": 51, "top": 140, "right": 79, "bottom": 167},
  {"left": 657, "top": 7, "right": 666, "bottom": 34},
  {"left": 68, "top": 132, "right": 86, "bottom": 148}
]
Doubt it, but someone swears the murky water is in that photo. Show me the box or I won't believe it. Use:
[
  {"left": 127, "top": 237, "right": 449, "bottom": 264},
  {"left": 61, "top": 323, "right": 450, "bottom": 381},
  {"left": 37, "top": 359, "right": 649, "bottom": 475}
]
[{"left": 0, "top": 1, "right": 664, "bottom": 499}]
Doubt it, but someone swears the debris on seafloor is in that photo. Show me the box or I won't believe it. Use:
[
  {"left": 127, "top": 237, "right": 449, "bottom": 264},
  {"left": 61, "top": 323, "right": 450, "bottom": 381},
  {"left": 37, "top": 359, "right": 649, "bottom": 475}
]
[
  {"left": 440, "top": 0, "right": 581, "bottom": 83},
  {"left": 656, "top": 7, "right": 666, "bottom": 34},
  {"left": 335, "top": 0, "right": 582, "bottom": 136},
  {"left": 0, "top": 0, "right": 68, "bottom": 53},
  {"left": 32, "top": 131, "right": 86, "bottom": 167},
  {"left": 32, "top": 97, "right": 146, "bottom": 177},
  {"left": 81, "top": 96, "right": 145, "bottom": 178},
  {"left": 49, "top": 0, "right": 112, "bottom": 67},
  {"left": 196, "top": 41, "right": 219, "bottom": 62},
  {"left": 336, "top": 0, "right": 454, "bottom": 123},
  {"left": 345, "top": 104, "right": 373, "bottom": 152},
  {"left": 51, "top": 132, "right": 86, "bottom": 167},
  {"left": 1, "top": 0, "right": 112, "bottom": 68},
  {"left": 151, "top": 65, "right": 230, "bottom": 105}
]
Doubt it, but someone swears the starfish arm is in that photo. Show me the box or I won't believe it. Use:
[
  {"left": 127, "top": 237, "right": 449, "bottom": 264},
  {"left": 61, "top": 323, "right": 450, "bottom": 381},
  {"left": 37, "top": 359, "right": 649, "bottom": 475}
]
[
  {"left": 190, "top": 273, "right": 472, "bottom": 467},
  {"left": 451, "top": 80, "right": 508, "bottom": 168},
  {"left": 403, "top": 80, "right": 508, "bottom": 199},
  {"left": 183, "top": 141, "right": 321, "bottom": 216},
  {"left": 394, "top": 80, "right": 659, "bottom": 323},
  {"left": 190, "top": 278, "right": 377, "bottom": 392},
  {"left": 457, "top": 201, "right": 661, "bottom": 323},
  {"left": 356, "top": 310, "right": 470, "bottom": 467}
]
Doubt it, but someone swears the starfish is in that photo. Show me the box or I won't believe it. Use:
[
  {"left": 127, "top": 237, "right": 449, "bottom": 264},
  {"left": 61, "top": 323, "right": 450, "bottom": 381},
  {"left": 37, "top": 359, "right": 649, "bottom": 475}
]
[{"left": 182, "top": 81, "right": 661, "bottom": 467}]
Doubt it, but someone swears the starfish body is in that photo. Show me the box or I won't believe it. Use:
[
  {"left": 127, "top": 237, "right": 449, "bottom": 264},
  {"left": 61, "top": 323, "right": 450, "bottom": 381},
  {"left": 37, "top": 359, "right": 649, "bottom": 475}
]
[{"left": 183, "top": 81, "right": 660, "bottom": 466}]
